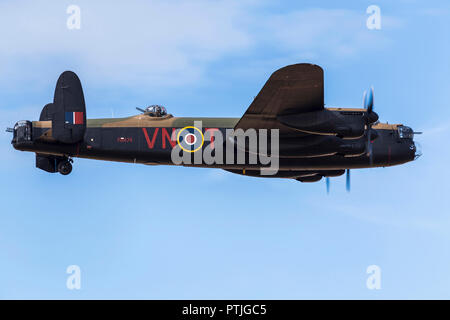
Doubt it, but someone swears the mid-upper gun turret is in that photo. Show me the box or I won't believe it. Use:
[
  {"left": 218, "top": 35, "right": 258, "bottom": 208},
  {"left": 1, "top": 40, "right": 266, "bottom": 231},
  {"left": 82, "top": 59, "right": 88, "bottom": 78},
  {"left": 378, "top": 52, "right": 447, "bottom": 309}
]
[{"left": 136, "top": 105, "right": 168, "bottom": 117}]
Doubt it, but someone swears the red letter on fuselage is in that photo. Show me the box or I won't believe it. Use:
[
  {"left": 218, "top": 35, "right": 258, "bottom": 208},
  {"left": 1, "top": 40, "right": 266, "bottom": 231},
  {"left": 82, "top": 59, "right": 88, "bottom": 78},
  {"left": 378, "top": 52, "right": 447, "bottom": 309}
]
[
  {"left": 142, "top": 128, "right": 159, "bottom": 149},
  {"left": 162, "top": 128, "right": 176, "bottom": 149}
]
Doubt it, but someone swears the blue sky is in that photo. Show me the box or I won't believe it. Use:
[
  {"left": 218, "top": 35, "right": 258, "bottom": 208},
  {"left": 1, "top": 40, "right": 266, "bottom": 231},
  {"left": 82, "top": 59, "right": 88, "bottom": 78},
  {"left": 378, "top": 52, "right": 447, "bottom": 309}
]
[{"left": 1, "top": 0, "right": 450, "bottom": 299}]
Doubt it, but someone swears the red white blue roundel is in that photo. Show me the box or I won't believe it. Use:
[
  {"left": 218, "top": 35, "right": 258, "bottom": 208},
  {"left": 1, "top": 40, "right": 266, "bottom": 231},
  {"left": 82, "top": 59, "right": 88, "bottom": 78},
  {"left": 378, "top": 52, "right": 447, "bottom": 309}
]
[{"left": 177, "top": 126, "right": 204, "bottom": 152}]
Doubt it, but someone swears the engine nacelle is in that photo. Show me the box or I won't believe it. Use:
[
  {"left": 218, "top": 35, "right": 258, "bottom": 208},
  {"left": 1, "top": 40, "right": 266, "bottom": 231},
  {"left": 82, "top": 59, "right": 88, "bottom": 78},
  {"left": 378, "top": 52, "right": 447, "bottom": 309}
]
[
  {"left": 278, "top": 109, "right": 378, "bottom": 139},
  {"left": 278, "top": 135, "right": 367, "bottom": 158},
  {"left": 296, "top": 175, "right": 322, "bottom": 183},
  {"left": 224, "top": 169, "right": 345, "bottom": 180},
  {"left": 337, "top": 141, "right": 366, "bottom": 156},
  {"left": 318, "top": 170, "right": 345, "bottom": 177}
]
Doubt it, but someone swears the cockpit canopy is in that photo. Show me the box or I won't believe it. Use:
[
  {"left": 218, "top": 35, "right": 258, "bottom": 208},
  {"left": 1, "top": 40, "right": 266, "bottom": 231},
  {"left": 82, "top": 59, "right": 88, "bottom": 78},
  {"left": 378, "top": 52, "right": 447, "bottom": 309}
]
[{"left": 144, "top": 105, "right": 167, "bottom": 117}]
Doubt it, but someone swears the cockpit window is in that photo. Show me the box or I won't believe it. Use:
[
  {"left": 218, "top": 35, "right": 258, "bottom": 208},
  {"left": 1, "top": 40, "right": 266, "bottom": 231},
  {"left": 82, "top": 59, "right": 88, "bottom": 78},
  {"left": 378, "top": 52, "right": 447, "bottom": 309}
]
[
  {"left": 145, "top": 105, "right": 167, "bottom": 117},
  {"left": 398, "top": 125, "right": 414, "bottom": 139}
]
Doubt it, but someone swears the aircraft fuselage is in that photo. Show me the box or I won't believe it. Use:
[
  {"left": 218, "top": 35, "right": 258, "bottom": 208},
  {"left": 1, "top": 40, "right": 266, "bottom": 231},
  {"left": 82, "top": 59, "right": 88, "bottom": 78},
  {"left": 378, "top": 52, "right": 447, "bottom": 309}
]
[{"left": 12, "top": 111, "right": 418, "bottom": 172}]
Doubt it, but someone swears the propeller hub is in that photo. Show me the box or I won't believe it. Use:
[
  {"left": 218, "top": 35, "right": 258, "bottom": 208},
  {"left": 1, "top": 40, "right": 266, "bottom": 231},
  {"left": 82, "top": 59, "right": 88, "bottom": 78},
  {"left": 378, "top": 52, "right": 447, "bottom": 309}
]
[{"left": 366, "top": 111, "right": 379, "bottom": 124}]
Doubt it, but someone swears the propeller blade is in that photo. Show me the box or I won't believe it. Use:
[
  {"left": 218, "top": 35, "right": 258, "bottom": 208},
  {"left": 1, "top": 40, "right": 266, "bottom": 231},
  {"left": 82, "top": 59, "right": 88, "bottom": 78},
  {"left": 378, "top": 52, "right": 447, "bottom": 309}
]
[
  {"left": 6, "top": 127, "right": 14, "bottom": 133},
  {"left": 363, "top": 90, "right": 367, "bottom": 109},
  {"left": 326, "top": 177, "right": 330, "bottom": 194},
  {"left": 366, "top": 129, "right": 374, "bottom": 165},
  {"left": 136, "top": 107, "right": 146, "bottom": 113},
  {"left": 364, "top": 87, "right": 374, "bottom": 113},
  {"left": 363, "top": 86, "right": 375, "bottom": 164},
  {"left": 363, "top": 86, "right": 374, "bottom": 114},
  {"left": 368, "top": 86, "right": 374, "bottom": 113},
  {"left": 346, "top": 169, "right": 350, "bottom": 192}
]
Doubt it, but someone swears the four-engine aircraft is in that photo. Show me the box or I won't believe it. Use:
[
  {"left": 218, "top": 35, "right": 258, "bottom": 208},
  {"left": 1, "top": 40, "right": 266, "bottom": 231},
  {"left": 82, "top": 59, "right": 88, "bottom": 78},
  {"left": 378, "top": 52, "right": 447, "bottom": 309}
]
[{"left": 8, "top": 64, "right": 421, "bottom": 190}]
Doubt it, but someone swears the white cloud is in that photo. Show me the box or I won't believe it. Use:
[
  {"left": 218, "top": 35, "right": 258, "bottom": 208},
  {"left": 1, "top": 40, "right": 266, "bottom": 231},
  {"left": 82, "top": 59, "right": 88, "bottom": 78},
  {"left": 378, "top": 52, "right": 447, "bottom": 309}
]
[
  {"left": 0, "top": 0, "right": 251, "bottom": 88},
  {"left": 255, "top": 8, "right": 402, "bottom": 59},
  {"left": 0, "top": 2, "right": 402, "bottom": 89}
]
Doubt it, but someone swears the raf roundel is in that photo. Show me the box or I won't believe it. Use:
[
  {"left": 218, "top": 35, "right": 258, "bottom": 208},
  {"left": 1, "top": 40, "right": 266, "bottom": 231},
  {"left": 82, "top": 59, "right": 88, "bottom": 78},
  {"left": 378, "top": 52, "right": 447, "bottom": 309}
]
[
  {"left": 185, "top": 133, "right": 196, "bottom": 145},
  {"left": 177, "top": 126, "right": 204, "bottom": 153}
]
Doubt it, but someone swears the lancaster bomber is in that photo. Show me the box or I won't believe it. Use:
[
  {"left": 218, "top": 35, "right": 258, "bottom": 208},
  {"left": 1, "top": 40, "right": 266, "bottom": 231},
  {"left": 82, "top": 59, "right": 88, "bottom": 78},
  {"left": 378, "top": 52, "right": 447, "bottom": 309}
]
[{"left": 8, "top": 64, "right": 421, "bottom": 190}]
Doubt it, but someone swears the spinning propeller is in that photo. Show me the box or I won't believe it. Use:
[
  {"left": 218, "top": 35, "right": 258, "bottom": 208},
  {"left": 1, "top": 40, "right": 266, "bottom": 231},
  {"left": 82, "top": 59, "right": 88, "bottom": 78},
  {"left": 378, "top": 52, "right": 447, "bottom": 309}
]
[
  {"left": 346, "top": 169, "right": 350, "bottom": 192},
  {"left": 326, "top": 169, "right": 351, "bottom": 194},
  {"left": 326, "top": 177, "right": 330, "bottom": 194},
  {"left": 363, "top": 87, "right": 379, "bottom": 166},
  {"left": 327, "top": 87, "right": 378, "bottom": 194}
]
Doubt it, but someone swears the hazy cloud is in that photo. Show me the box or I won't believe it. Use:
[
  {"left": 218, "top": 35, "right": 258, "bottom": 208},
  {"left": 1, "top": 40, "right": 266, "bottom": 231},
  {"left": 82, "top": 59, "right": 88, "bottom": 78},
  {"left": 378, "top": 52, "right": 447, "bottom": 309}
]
[{"left": 0, "top": 1, "right": 402, "bottom": 90}]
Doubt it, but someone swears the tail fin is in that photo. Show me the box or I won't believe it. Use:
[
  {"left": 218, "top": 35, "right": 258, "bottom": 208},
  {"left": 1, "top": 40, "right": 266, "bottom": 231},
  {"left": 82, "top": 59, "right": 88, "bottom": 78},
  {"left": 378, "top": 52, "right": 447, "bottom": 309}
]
[
  {"left": 41, "top": 71, "right": 87, "bottom": 143},
  {"left": 39, "top": 103, "right": 54, "bottom": 121}
]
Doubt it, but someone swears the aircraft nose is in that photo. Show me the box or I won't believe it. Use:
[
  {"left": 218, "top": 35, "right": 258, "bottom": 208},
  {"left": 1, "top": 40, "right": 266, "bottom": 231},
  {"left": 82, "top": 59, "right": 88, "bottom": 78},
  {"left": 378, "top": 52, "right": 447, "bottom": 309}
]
[{"left": 398, "top": 125, "right": 422, "bottom": 161}]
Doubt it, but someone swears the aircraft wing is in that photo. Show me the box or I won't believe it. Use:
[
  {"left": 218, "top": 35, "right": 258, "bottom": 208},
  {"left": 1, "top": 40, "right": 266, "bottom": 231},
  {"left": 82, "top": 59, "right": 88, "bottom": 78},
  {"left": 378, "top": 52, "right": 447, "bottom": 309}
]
[{"left": 234, "top": 63, "right": 324, "bottom": 133}]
